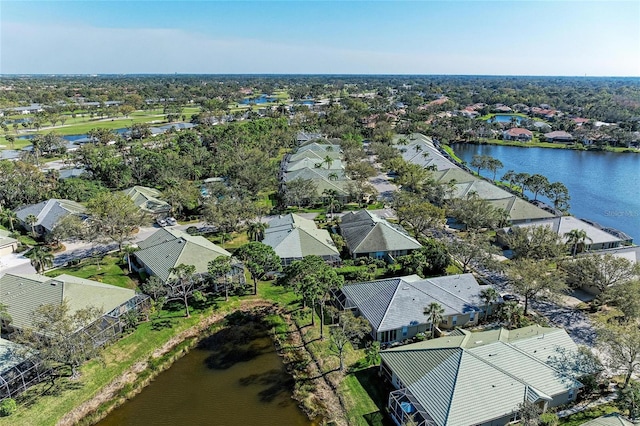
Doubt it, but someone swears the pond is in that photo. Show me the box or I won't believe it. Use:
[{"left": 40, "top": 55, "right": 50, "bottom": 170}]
[
  {"left": 485, "top": 114, "right": 526, "bottom": 124},
  {"left": 451, "top": 143, "right": 640, "bottom": 240},
  {"left": 240, "top": 94, "right": 278, "bottom": 105},
  {"left": 96, "top": 312, "right": 311, "bottom": 426}
]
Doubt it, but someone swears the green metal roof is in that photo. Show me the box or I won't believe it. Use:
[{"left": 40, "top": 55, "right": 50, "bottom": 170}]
[
  {"left": 135, "top": 228, "right": 232, "bottom": 282},
  {"left": 0, "top": 273, "right": 135, "bottom": 331},
  {"left": 122, "top": 186, "right": 171, "bottom": 214},
  {"left": 582, "top": 415, "right": 635, "bottom": 426},
  {"left": 381, "top": 326, "right": 582, "bottom": 426}
]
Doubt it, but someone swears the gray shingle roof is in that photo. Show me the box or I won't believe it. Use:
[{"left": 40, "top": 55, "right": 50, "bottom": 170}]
[
  {"left": 339, "top": 210, "right": 421, "bottom": 255},
  {"left": 15, "top": 199, "right": 86, "bottom": 233},
  {"left": 342, "top": 274, "right": 486, "bottom": 332},
  {"left": 0, "top": 273, "right": 135, "bottom": 331},
  {"left": 134, "top": 228, "right": 231, "bottom": 282},
  {"left": 263, "top": 214, "right": 340, "bottom": 260}
]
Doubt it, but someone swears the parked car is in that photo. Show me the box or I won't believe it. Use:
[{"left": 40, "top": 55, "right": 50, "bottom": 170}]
[
  {"left": 502, "top": 294, "right": 520, "bottom": 302},
  {"left": 156, "top": 218, "right": 167, "bottom": 227},
  {"left": 166, "top": 217, "right": 178, "bottom": 226}
]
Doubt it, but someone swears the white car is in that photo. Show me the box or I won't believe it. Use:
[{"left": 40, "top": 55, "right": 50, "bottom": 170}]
[
  {"left": 156, "top": 218, "right": 167, "bottom": 227},
  {"left": 166, "top": 217, "right": 178, "bottom": 226}
]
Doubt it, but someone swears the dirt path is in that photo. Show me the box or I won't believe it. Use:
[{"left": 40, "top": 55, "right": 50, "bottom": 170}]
[{"left": 56, "top": 300, "right": 272, "bottom": 426}]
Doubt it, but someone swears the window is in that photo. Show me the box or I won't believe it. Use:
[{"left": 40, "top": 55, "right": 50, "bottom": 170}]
[
  {"left": 568, "top": 388, "right": 575, "bottom": 400},
  {"left": 470, "top": 311, "right": 475, "bottom": 321},
  {"left": 452, "top": 316, "right": 458, "bottom": 326},
  {"left": 402, "top": 326, "right": 408, "bottom": 337}
]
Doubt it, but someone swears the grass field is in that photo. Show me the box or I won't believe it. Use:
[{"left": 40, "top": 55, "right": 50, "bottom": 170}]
[
  {"left": 0, "top": 107, "right": 203, "bottom": 150},
  {"left": 44, "top": 254, "right": 137, "bottom": 289}
]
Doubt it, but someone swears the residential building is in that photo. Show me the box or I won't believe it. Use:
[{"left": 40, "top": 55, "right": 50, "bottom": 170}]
[
  {"left": 0, "top": 273, "right": 137, "bottom": 333},
  {"left": 122, "top": 186, "right": 171, "bottom": 217},
  {"left": 581, "top": 414, "right": 634, "bottom": 426},
  {"left": 262, "top": 214, "right": 340, "bottom": 266},
  {"left": 339, "top": 210, "right": 421, "bottom": 260},
  {"left": 545, "top": 131, "right": 574, "bottom": 143},
  {"left": 0, "top": 229, "right": 18, "bottom": 256},
  {"left": 500, "top": 216, "right": 626, "bottom": 252},
  {"left": 502, "top": 128, "right": 533, "bottom": 141},
  {"left": 380, "top": 325, "right": 583, "bottom": 426},
  {"left": 133, "top": 227, "right": 243, "bottom": 283},
  {"left": 340, "top": 274, "right": 493, "bottom": 343},
  {"left": 15, "top": 199, "right": 86, "bottom": 237}
]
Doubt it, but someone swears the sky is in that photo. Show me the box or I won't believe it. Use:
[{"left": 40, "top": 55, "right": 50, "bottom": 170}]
[{"left": 1, "top": 1, "right": 639, "bottom": 76}]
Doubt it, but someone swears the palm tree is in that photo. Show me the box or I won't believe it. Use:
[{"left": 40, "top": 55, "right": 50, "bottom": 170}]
[
  {"left": 500, "top": 302, "right": 525, "bottom": 329},
  {"left": 247, "top": 221, "right": 267, "bottom": 242},
  {"left": 122, "top": 244, "right": 139, "bottom": 274},
  {"left": 25, "top": 246, "right": 54, "bottom": 274},
  {"left": 324, "top": 155, "right": 334, "bottom": 169},
  {"left": 501, "top": 170, "right": 517, "bottom": 190},
  {"left": 423, "top": 302, "right": 445, "bottom": 339},
  {"left": 479, "top": 287, "right": 500, "bottom": 322},
  {"left": 564, "top": 229, "right": 592, "bottom": 256},
  {"left": 25, "top": 214, "right": 38, "bottom": 237},
  {"left": 0, "top": 208, "right": 17, "bottom": 232},
  {"left": 328, "top": 172, "right": 339, "bottom": 181}
]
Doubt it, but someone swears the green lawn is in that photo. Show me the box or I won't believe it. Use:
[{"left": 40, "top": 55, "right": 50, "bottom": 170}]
[
  {"left": 45, "top": 254, "right": 137, "bottom": 289},
  {"left": 340, "top": 368, "right": 391, "bottom": 426},
  {"left": 559, "top": 403, "right": 620, "bottom": 426}
]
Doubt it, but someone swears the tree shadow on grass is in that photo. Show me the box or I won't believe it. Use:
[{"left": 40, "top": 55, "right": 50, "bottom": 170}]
[
  {"left": 17, "top": 377, "right": 84, "bottom": 409},
  {"left": 353, "top": 367, "right": 395, "bottom": 426}
]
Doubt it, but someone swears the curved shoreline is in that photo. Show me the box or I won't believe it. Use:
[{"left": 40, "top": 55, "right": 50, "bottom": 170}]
[
  {"left": 56, "top": 300, "right": 274, "bottom": 426},
  {"left": 57, "top": 299, "right": 346, "bottom": 426}
]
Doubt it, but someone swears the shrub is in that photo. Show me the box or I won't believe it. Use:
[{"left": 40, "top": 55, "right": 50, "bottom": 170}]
[
  {"left": 540, "top": 412, "right": 558, "bottom": 426},
  {"left": 0, "top": 398, "right": 17, "bottom": 417}
]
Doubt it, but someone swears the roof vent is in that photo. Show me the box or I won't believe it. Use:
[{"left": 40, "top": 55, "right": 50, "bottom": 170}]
[
  {"left": 402, "top": 287, "right": 409, "bottom": 290},
  {"left": 474, "top": 340, "right": 483, "bottom": 344}
]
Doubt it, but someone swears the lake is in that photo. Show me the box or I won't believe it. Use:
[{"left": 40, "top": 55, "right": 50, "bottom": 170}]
[
  {"left": 451, "top": 143, "right": 640, "bottom": 240},
  {"left": 96, "top": 313, "right": 311, "bottom": 426}
]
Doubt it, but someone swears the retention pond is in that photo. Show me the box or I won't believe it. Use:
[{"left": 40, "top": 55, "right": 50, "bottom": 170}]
[{"left": 96, "top": 312, "right": 311, "bottom": 426}]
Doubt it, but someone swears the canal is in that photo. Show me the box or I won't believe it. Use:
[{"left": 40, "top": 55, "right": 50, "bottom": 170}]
[
  {"left": 96, "top": 313, "right": 311, "bottom": 426},
  {"left": 451, "top": 143, "right": 640, "bottom": 240}
]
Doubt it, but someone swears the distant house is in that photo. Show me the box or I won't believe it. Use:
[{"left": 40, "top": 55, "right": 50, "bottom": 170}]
[
  {"left": 296, "top": 131, "right": 325, "bottom": 144},
  {"left": 339, "top": 210, "right": 421, "bottom": 261},
  {"left": 15, "top": 199, "right": 86, "bottom": 237},
  {"left": 122, "top": 186, "right": 171, "bottom": 217},
  {"left": 0, "top": 229, "right": 18, "bottom": 256},
  {"left": 133, "top": 227, "right": 243, "bottom": 283},
  {"left": 502, "top": 128, "right": 533, "bottom": 141},
  {"left": 545, "top": 130, "right": 574, "bottom": 143},
  {"left": 380, "top": 325, "right": 583, "bottom": 426},
  {"left": 0, "top": 273, "right": 139, "bottom": 334},
  {"left": 340, "top": 274, "right": 493, "bottom": 343},
  {"left": 499, "top": 216, "right": 626, "bottom": 252},
  {"left": 262, "top": 214, "right": 341, "bottom": 266},
  {"left": 494, "top": 104, "right": 513, "bottom": 113}
]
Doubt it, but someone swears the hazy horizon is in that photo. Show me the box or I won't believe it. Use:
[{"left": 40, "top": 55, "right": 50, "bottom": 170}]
[{"left": 2, "top": 1, "right": 639, "bottom": 77}]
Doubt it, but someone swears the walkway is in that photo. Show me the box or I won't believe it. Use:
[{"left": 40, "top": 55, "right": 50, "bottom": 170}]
[{"left": 556, "top": 393, "right": 618, "bottom": 418}]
